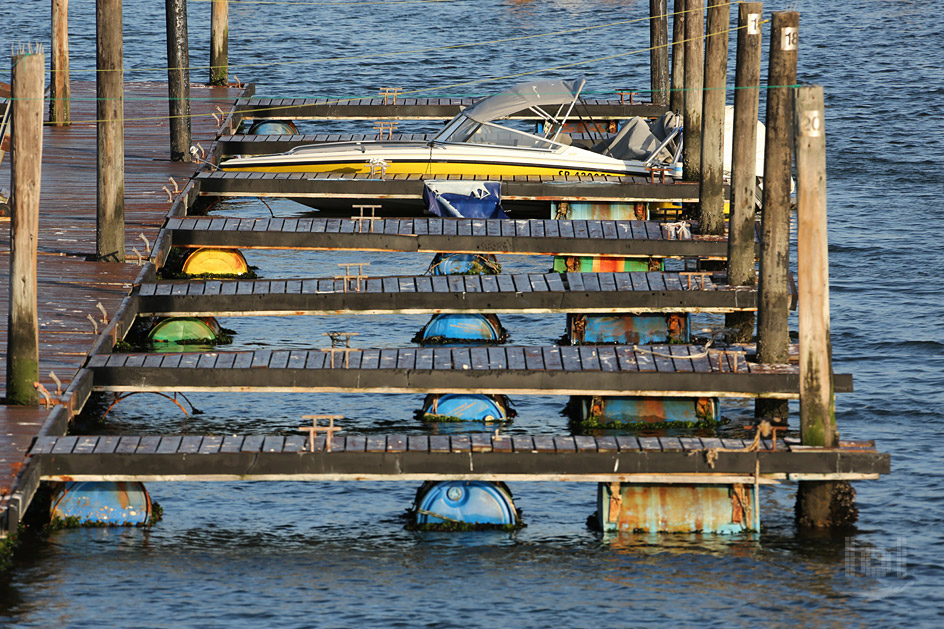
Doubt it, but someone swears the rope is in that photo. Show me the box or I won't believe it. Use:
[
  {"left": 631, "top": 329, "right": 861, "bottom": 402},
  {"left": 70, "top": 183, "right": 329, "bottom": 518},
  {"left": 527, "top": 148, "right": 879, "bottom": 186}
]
[
  {"left": 704, "top": 420, "right": 772, "bottom": 468},
  {"left": 415, "top": 508, "right": 463, "bottom": 524}
]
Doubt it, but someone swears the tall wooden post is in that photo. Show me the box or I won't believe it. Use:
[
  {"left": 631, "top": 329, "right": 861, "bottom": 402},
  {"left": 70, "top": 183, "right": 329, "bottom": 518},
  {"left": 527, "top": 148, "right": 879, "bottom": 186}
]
[
  {"left": 793, "top": 85, "right": 855, "bottom": 527},
  {"left": 5, "top": 47, "right": 44, "bottom": 405},
  {"left": 166, "top": 0, "right": 192, "bottom": 162},
  {"left": 210, "top": 0, "right": 229, "bottom": 86},
  {"left": 97, "top": 0, "right": 125, "bottom": 262},
  {"left": 755, "top": 11, "right": 798, "bottom": 420},
  {"left": 669, "top": 0, "right": 686, "bottom": 113},
  {"left": 697, "top": 0, "right": 729, "bottom": 235},
  {"left": 650, "top": 0, "right": 669, "bottom": 106},
  {"left": 681, "top": 0, "right": 703, "bottom": 180},
  {"left": 725, "top": 2, "right": 763, "bottom": 341},
  {"left": 50, "top": 0, "right": 70, "bottom": 126}
]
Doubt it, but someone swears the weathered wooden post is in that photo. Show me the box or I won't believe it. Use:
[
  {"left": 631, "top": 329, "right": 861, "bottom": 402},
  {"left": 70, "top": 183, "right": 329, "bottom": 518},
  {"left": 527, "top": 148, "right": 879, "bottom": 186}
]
[
  {"left": 650, "top": 0, "right": 669, "bottom": 106},
  {"left": 50, "top": 0, "right": 70, "bottom": 126},
  {"left": 166, "top": 0, "right": 192, "bottom": 161},
  {"left": 5, "top": 46, "right": 44, "bottom": 405},
  {"left": 97, "top": 0, "right": 125, "bottom": 262},
  {"left": 210, "top": 0, "right": 229, "bottom": 86},
  {"left": 725, "top": 2, "right": 763, "bottom": 342},
  {"left": 697, "top": 0, "right": 729, "bottom": 235},
  {"left": 681, "top": 0, "right": 703, "bottom": 180},
  {"left": 755, "top": 11, "right": 798, "bottom": 420},
  {"left": 669, "top": 0, "right": 685, "bottom": 113},
  {"left": 793, "top": 85, "right": 855, "bottom": 527}
]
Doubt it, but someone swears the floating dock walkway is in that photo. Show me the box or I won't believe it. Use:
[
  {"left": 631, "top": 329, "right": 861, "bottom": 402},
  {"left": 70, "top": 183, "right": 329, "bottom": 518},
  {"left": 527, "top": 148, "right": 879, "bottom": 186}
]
[{"left": 1, "top": 82, "right": 889, "bottom": 535}]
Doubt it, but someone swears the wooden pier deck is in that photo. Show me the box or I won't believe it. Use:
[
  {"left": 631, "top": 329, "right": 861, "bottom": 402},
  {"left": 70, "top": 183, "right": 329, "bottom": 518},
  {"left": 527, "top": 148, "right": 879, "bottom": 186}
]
[
  {"left": 136, "top": 271, "right": 760, "bottom": 316},
  {"left": 233, "top": 96, "right": 667, "bottom": 122},
  {"left": 30, "top": 433, "right": 888, "bottom": 483},
  {"left": 87, "top": 345, "right": 853, "bottom": 398},
  {"left": 2, "top": 84, "right": 889, "bottom": 534},
  {"left": 167, "top": 216, "right": 742, "bottom": 258},
  {"left": 195, "top": 171, "right": 700, "bottom": 208},
  {"left": 0, "top": 82, "right": 246, "bottom": 530}
]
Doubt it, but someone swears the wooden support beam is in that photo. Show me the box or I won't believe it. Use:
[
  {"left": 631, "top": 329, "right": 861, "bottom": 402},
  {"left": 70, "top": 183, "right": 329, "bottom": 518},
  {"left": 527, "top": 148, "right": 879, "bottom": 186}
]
[
  {"left": 5, "top": 46, "right": 44, "bottom": 405},
  {"left": 796, "top": 86, "right": 835, "bottom": 449},
  {"left": 698, "top": 0, "right": 730, "bottom": 234},
  {"left": 682, "top": 0, "right": 704, "bottom": 180},
  {"left": 96, "top": 0, "right": 125, "bottom": 262},
  {"left": 755, "top": 11, "right": 798, "bottom": 420},
  {"left": 794, "top": 86, "right": 854, "bottom": 528},
  {"left": 650, "top": 0, "right": 670, "bottom": 106},
  {"left": 165, "top": 0, "right": 192, "bottom": 161},
  {"left": 725, "top": 2, "right": 763, "bottom": 342},
  {"left": 669, "top": 0, "right": 686, "bottom": 113},
  {"left": 210, "top": 0, "right": 229, "bottom": 86},
  {"left": 50, "top": 0, "right": 70, "bottom": 126}
]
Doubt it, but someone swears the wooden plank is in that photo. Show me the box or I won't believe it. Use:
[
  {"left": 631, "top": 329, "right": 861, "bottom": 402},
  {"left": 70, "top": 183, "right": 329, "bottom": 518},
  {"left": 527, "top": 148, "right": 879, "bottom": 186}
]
[{"left": 470, "top": 433, "right": 492, "bottom": 452}]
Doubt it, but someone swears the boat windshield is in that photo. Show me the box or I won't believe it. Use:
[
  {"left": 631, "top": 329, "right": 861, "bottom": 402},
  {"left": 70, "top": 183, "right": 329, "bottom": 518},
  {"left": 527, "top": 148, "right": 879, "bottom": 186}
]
[{"left": 433, "top": 115, "right": 561, "bottom": 150}]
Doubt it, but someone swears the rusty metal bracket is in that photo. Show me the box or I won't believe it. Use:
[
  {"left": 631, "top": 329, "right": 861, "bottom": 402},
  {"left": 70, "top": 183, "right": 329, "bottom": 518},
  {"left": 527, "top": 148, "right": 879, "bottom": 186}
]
[
  {"left": 352, "top": 204, "right": 383, "bottom": 233},
  {"left": 616, "top": 90, "right": 637, "bottom": 105},
  {"left": 378, "top": 87, "right": 402, "bottom": 105},
  {"left": 335, "top": 262, "right": 369, "bottom": 293},
  {"left": 299, "top": 415, "right": 344, "bottom": 452},
  {"left": 373, "top": 121, "right": 398, "bottom": 140}
]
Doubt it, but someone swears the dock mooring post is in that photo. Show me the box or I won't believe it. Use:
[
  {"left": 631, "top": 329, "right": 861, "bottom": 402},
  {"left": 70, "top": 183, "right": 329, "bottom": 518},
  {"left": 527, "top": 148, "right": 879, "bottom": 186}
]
[
  {"left": 649, "top": 0, "right": 669, "bottom": 106},
  {"left": 96, "top": 0, "right": 125, "bottom": 262},
  {"left": 755, "top": 11, "right": 798, "bottom": 421},
  {"left": 165, "top": 0, "right": 192, "bottom": 161},
  {"left": 50, "top": 0, "right": 70, "bottom": 126},
  {"left": 210, "top": 0, "right": 229, "bottom": 86},
  {"left": 5, "top": 47, "right": 44, "bottom": 405},
  {"left": 681, "top": 0, "right": 703, "bottom": 180},
  {"left": 669, "top": 0, "right": 686, "bottom": 113},
  {"left": 793, "top": 85, "right": 855, "bottom": 527},
  {"left": 725, "top": 2, "right": 763, "bottom": 341},
  {"left": 697, "top": 0, "right": 729, "bottom": 235}
]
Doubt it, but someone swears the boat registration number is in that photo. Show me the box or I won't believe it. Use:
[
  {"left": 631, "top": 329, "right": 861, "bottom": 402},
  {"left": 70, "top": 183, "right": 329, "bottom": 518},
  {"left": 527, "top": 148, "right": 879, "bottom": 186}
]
[{"left": 558, "top": 169, "right": 610, "bottom": 177}]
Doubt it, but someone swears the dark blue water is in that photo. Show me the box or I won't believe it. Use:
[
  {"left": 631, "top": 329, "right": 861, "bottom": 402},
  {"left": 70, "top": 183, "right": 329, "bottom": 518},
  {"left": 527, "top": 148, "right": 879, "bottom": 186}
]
[{"left": 3, "top": 0, "right": 943, "bottom": 625}]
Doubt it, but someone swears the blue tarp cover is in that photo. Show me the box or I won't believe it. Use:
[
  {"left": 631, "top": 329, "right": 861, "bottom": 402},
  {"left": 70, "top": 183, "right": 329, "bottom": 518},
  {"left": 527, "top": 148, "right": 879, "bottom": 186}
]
[{"left": 423, "top": 180, "right": 507, "bottom": 219}]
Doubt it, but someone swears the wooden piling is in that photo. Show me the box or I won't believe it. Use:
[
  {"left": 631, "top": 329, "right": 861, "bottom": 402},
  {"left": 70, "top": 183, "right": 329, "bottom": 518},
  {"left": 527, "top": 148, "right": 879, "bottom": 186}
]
[
  {"left": 650, "top": 0, "right": 669, "bottom": 106},
  {"left": 681, "top": 0, "right": 703, "bottom": 180},
  {"left": 5, "top": 48, "right": 44, "bottom": 405},
  {"left": 725, "top": 2, "right": 763, "bottom": 342},
  {"left": 96, "top": 0, "right": 125, "bottom": 263},
  {"left": 755, "top": 11, "right": 798, "bottom": 421},
  {"left": 669, "top": 0, "right": 686, "bottom": 113},
  {"left": 50, "top": 0, "right": 70, "bottom": 126},
  {"left": 795, "top": 86, "right": 835, "bottom": 448},
  {"left": 166, "top": 0, "right": 192, "bottom": 162},
  {"left": 697, "top": 0, "right": 729, "bottom": 235},
  {"left": 210, "top": 0, "right": 229, "bottom": 86},
  {"left": 793, "top": 86, "right": 856, "bottom": 527}
]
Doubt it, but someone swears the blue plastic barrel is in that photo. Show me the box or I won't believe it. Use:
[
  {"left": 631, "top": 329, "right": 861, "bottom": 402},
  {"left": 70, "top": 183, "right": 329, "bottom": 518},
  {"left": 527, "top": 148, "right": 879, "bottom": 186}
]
[
  {"left": 427, "top": 253, "right": 499, "bottom": 275},
  {"left": 570, "top": 395, "right": 719, "bottom": 424},
  {"left": 50, "top": 481, "right": 152, "bottom": 526},
  {"left": 422, "top": 393, "right": 509, "bottom": 422},
  {"left": 248, "top": 120, "right": 299, "bottom": 135},
  {"left": 570, "top": 313, "right": 689, "bottom": 344},
  {"left": 413, "top": 481, "right": 518, "bottom": 526},
  {"left": 419, "top": 313, "right": 503, "bottom": 343}
]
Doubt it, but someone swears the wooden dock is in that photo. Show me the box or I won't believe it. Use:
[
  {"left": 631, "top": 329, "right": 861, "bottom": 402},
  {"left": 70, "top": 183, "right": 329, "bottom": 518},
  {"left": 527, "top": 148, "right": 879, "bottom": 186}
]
[
  {"left": 1, "top": 83, "right": 888, "bottom": 534},
  {"left": 30, "top": 433, "right": 888, "bottom": 483},
  {"left": 87, "top": 345, "right": 852, "bottom": 398},
  {"left": 195, "top": 171, "right": 702, "bottom": 210},
  {"left": 232, "top": 96, "right": 667, "bottom": 122},
  {"left": 166, "top": 216, "right": 742, "bottom": 258},
  {"left": 0, "top": 82, "right": 246, "bottom": 530},
  {"left": 136, "top": 271, "right": 762, "bottom": 316}
]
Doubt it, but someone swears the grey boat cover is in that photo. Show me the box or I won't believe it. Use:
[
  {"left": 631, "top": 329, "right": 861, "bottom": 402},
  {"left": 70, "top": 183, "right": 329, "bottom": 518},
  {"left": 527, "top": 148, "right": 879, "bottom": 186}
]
[
  {"left": 591, "top": 111, "right": 681, "bottom": 163},
  {"left": 462, "top": 78, "right": 586, "bottom": 123}
]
